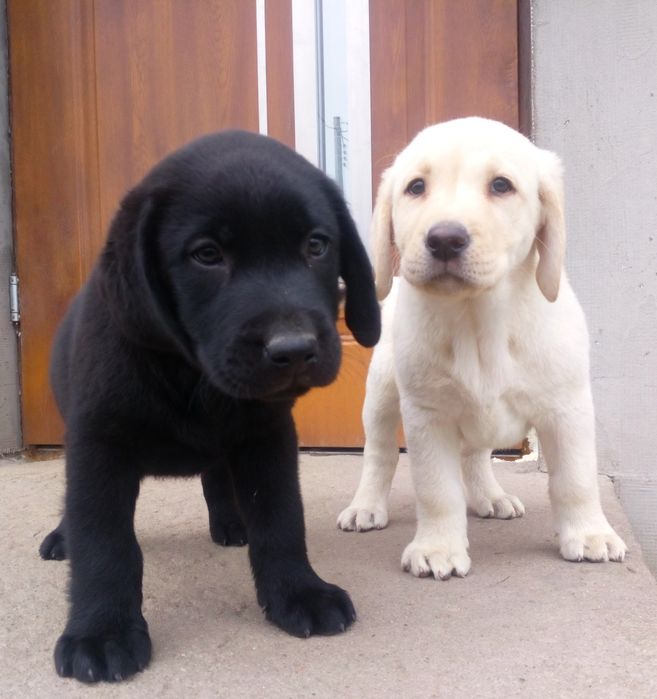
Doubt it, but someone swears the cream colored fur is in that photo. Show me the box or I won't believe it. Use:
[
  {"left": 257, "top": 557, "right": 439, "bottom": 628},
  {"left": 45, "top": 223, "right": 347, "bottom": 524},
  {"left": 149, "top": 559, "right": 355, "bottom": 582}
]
[{"left": 338, "top": 117, "right": 626, "bottom": 579}]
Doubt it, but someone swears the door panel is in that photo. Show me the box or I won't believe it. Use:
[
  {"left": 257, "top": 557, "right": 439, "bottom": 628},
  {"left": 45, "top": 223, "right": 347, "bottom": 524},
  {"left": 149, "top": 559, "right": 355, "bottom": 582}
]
[
  {"left": 370, "top": 0, "right": 519, "bottom": 187},
  {"left": 8, "top": 0, "right": 100, "bottom": 443},
  {"left": 8, "top": 0, "right": 259, "bottom": 445},
  {"left": 295, "top": 316, "right": 373, "bottom": 448},
  {"left": 423, "top": 0, "right": 518, "bottom": 128},
  {"left": 309, "top": 0, "right": 521, "bottom": 447},
  {"left": 265, "top": 0, "right": 295, "bottom": 148},
  {"left": 94, "top": 0, "right": 258, "bottom": 233}
]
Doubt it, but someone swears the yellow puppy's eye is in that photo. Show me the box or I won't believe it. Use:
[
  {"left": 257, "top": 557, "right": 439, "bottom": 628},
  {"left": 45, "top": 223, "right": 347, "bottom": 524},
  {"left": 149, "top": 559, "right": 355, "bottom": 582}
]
[
  {"left": 406, "top": 178, "right": 425, "bottom": 196},
  {"left": 490, "top": 176, "right": 514, "bottom": 195}
]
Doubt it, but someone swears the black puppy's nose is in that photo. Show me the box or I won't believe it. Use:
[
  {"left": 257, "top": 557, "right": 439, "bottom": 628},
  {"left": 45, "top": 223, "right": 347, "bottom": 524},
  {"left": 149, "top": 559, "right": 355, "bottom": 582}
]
[
  {"left": 426, "top": 222, "right": 471, "bottom": 261},
  {"left": 264, "top": 333, "right": 319, "bottom": 368}
]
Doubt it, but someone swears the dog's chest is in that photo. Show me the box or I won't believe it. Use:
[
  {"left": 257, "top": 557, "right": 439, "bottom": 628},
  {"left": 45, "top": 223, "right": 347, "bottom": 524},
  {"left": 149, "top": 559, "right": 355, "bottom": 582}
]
[
  {"left": 396, "top": 310, "right": 532, "bottom": 448},
  {"left": 446, "top": 349, "right": 530, "bottom": 448},
  {"left": 458, "top": 396, "right": 529, "bottom": 450}
]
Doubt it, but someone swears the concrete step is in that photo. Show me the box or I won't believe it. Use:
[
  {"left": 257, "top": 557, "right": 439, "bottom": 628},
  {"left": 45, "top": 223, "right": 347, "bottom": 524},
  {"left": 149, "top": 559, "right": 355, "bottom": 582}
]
[{"left": 1, "top": 454, "right": 656, "bottom": 697}]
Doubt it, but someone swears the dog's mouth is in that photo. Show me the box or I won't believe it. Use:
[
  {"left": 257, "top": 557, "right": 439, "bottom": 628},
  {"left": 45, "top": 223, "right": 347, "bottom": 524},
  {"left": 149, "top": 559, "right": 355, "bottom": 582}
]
[
  {"left": 422, "top": 253, "right": 504, "bottom": 296},
  {"left": 418, "top": 260, "right": 475, "bottom": 293},
  {"left": 403, "top": 256, "right": 476, "bottom": 292},
  {"left": 434, "top": 268, "right": 466, "bottom": 282},
  {"left": 258, "top": 383, "right": 312, "bottom": 402},
  {"left": 214, "top": 366, "right": 326, "bottom": 402},
  {"left": 202, "top": 329, "right": 342, "bottom": 402},
  {"left": 251, "top": 365, "right": 319, "bottom": 401}
]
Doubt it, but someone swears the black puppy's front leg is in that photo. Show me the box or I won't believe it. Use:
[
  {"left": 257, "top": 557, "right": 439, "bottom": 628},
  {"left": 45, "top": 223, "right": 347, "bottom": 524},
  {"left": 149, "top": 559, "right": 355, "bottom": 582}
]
[
  {"left": 54, "top": 439, "right": 151, "bottom": 683},
  {"left": 229, "top": 412, "right": 355, "bottom": 638},
  {"left": 201, "top": 467, "right": 247, "bottom": 546}
]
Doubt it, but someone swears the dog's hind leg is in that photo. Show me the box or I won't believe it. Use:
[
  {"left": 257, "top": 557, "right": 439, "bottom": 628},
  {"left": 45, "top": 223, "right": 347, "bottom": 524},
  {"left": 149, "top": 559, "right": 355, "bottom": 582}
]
[
  {"left": 462, "top": 449, "right": 525, "bottom": 519},
  {"left": 202, "top": 467, "right": 248, "bottom": 546},
  {"left": 337, "top": 341, "right": 400, "bottom": 532},
  {"left": 39, "top": 518, "right": 68, "bottom": 560}
]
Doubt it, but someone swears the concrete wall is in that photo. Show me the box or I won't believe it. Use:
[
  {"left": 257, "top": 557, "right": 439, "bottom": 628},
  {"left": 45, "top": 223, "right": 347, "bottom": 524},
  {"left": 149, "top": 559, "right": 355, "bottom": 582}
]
[
  {"left": 533, "top": 0, "right": 657, "bottom": 571},
  {"left": 0, "top": 0, "right": 21, "bottom": 454}
]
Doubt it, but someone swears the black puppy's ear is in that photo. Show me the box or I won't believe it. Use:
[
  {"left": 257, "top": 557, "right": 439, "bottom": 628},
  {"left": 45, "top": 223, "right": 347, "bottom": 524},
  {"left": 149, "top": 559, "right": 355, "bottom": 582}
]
[
  {"left": 101, "top": 188, "right": 194, "bottom": 361},
  {"left": 327, "top": 186, "right": 381, "bottom": 347}
]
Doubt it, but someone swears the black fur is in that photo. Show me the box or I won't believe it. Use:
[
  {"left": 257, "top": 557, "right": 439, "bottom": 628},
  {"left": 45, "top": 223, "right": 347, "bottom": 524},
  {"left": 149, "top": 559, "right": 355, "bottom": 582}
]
[{"left": 40, "top": 131, "right": 380, "bottom": 683}]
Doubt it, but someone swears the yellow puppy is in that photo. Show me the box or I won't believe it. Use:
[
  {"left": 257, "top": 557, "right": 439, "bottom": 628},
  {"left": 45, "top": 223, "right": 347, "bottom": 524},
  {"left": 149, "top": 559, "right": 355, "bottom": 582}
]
[{"left": 338, "top": 117, "right": 626, "bottom": 579}]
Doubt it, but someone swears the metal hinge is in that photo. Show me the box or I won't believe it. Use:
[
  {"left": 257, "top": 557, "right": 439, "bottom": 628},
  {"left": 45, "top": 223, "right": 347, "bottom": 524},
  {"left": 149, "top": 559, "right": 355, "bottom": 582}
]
[{"left": 9, "top": 273, "right": 20, "bottom": 324}]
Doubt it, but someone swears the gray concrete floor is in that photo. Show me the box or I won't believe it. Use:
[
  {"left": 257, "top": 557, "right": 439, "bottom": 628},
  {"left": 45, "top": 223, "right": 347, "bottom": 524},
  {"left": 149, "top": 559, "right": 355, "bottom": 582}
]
[{"left": 1, "top": 453, "right": 656, "bottom": 698}]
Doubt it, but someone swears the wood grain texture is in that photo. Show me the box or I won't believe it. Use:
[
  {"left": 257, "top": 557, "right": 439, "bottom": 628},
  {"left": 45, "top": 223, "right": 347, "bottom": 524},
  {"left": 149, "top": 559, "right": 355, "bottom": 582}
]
[
  {"left": 265, "top": 0, "right": 295, "bottom": 148},
  {"left": 8, "top": 0, "right": 100, "bottom": 443},
  {"left": 517, "top": 0, "right": 533, "bottom": 136},
  {"left": 370, "top": 0, "right": 519, "bottom": 191},
  {"left": 294, "top": 314, "right": 373, "bottom": 448},
  {"left": 94, "top": 0, "right": 259, "bottom": 234},
  {"left": 370, "top": 0, "right": 410, "bottom": 193},
  {"left": 423, "top": 0, "right": 518, "bottom": 128},
  {"left": 10, "top": 0, "right": 259, "bottom": 444},
  {"left": 367, "top": 0, "right": 519, "bottom": 450}
]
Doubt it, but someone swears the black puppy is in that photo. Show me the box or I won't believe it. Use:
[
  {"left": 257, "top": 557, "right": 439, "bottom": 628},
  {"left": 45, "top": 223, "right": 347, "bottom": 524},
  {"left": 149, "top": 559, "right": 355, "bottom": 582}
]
[{"left": 39, "top": 131, "right": 380, "bottom": 683}]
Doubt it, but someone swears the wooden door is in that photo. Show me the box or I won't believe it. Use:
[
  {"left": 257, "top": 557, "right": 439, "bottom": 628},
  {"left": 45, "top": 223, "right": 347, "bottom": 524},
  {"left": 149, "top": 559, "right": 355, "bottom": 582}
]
[
  {"left": 8, "top": 0, "right": 259, "bottom": 444},
  {"left": 9, "top": 0, "right": 521, "bottom": 447},
  {"left": 9, "top": 0, "right": 101, "bottom": 444},
  {"left": 369, "top": 0, "right": 520, "bottom": 190}
]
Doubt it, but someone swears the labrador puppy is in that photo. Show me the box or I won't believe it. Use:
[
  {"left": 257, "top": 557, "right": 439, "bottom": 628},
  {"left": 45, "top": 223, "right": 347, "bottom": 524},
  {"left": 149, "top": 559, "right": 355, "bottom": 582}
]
[
  {"left": 338, "top": 117, "right": 626, "bottom": 579},
  {"left": 39, "top": 130, "right": 380, "bottom": 682}
]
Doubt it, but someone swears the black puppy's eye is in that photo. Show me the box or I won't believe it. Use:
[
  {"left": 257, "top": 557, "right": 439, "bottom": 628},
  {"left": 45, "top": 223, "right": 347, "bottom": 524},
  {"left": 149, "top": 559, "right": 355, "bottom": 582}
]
[
  {"left": 490, "top": 176, "right": 514, "bottom": 195},
  {"left": 406, "top": 178, "right": 425, "bottom": 196},
  {"left": 306, "top": 233, "right": 329, "bottom": 259},
  {"left": 191, "top": 243, "right": 224, "bottom": 266}
]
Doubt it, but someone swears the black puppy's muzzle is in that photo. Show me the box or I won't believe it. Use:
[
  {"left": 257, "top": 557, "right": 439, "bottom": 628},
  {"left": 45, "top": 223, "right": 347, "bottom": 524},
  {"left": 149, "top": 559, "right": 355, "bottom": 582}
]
[
  {"left": 210, "top": 307, "right": 342, "bottom": 401},
  {"left": 263, "top": 332, "right": 319, "bottom": 369}
]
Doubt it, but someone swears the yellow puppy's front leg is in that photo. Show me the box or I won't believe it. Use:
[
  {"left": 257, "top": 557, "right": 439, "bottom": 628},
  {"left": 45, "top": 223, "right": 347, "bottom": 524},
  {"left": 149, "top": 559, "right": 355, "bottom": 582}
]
[
  {"left": 401, "top": 405, "right": 471, "bottom": 580},
  {"left": 537, "top": 388, "right": 627, "bottom": 563}
]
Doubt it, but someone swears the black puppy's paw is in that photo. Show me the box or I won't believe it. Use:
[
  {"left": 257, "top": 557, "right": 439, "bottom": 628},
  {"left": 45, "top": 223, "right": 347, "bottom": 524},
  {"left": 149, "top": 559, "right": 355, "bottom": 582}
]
[
  {"left": 262, "top": 578, "right": 356, "bottom": 638},
  {"left": 39, "top": 528, "right": 67, "bottom": 560},
  {"left": 54, "top": 618, "right": 151, "bottom": 683},
  {"left": 209, "top": 518, "right": 248, "bottom": 547}
]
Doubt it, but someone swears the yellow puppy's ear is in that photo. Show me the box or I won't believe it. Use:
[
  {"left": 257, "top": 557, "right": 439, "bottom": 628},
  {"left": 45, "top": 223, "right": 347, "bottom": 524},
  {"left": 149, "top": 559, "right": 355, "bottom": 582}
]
[
  {"left": 535, "top": 149, "right": 566, "bottom": 302},
  {"left": 371, "top": 168, "right": 398, "bottom": 300}
]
